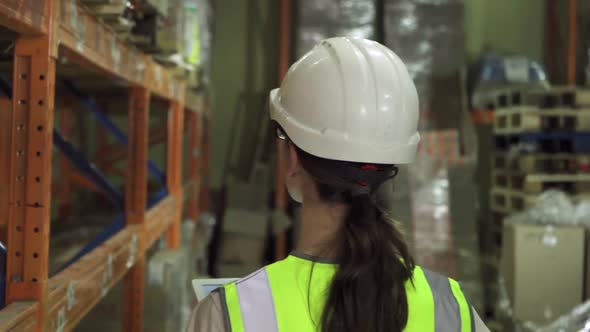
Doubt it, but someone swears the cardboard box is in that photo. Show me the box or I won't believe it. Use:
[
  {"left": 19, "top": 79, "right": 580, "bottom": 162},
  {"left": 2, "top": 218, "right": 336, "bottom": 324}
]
[{"left": 501, "top": 223, "right": 585, "bottom": 324}]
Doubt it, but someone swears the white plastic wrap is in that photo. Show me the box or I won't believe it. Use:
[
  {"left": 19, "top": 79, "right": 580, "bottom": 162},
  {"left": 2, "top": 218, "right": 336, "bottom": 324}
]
[
  {"left": 180, "top": 0, "right": 213, "bottom": 78},
  {"left": 506, "top": 190, "right": 590, "bottom": 227},
  {"left": 194, "top": 0, "right": 213, "bottom": 71},
  {"left": 536, "top": 301, "right": 590, "bottom": 332},
  {"left": 195, "top": 212, "right": 216, "bottom": 274},
  {"left": 295, "top": 0, "right": 376, "bottom": 58},
  {"left": 75, "top": 221, "right": 203, "bottom": 331},
  {"left": 498, "top": 278, "right": 590, "bottom": 332},
  {"left": 384, "top": 0, "right": 464, "bottom": 104},
  {"left": 409, "top": 130, "right": 476, "bottom": 281}
]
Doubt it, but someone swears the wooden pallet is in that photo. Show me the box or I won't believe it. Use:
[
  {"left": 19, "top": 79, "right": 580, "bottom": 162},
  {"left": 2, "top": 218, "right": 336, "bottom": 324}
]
[
  {"left": 490, "top": 187, "right": 532, "bottom": 214},
  {"left": 522, "top": 87, "right": 590, "bottom": 109},
  {"left": 494, "top": 132, "right": 590, "bottom": 153},
  {"left": 481, "top": 87, "right": 590, "bottom": 110},
  {"left": 492, "top": 153, "right": 590, "bottom": 173},
  {"left": 490, "top": 187, "right": 590, "bottom": 214},
  {"left": 494, "top": 107, "right": 590, "bottom": 134},
  {"left": 492, "top": 170, "right": 590, "bottom": 194}
]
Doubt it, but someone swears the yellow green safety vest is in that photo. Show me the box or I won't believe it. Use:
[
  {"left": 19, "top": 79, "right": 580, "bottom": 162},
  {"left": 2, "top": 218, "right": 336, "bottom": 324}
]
[{"left": 219, "top": 254, "right": 474, "bottom": 332}]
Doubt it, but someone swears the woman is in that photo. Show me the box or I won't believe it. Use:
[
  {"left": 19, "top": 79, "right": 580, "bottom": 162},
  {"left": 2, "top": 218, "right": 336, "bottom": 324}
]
[{"left": 189, "top": 37, "right": 489, "bottom": 332}]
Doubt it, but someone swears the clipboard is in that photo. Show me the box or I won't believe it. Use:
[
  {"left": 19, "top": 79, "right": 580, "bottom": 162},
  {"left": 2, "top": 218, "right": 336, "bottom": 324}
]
[{"left": 192, "top": 278, "right": 238, "bottom": 301}]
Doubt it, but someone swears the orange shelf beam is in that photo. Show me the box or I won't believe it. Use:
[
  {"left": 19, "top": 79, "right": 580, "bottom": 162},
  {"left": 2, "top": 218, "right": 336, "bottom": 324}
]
[
  {"left": 165, "top": 97, "right": 185, "bottom": 249},
  {"left": 145, "top": 196, "right": 178, "bottom": 250},
  {"left": 103, "top": 126, "right": 167, "bottom": 165},
  {"left": 0, "top": 302, "right": 38, "bottom": 330}
]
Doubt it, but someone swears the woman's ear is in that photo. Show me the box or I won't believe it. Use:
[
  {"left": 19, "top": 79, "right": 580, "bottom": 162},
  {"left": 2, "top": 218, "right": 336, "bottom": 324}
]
[{"left": 287, "top": 144, "right": 300, "bottom": 178}]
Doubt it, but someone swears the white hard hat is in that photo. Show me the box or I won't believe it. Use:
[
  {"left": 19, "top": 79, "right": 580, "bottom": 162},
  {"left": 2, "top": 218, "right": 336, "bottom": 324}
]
[{"left": 269, "top": 37, "right": 420, "bottom": 164}]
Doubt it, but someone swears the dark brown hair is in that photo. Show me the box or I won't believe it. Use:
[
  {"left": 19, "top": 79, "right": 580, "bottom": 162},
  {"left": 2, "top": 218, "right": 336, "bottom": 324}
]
[{"left": 295, "top": 147, "right": 415, "bottom": 332}]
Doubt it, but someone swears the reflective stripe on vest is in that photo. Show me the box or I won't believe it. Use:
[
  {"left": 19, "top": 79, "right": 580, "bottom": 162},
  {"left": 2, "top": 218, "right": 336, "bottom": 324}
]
[{"left": 222, "top": 255, "right": 473, "bottom": 332}]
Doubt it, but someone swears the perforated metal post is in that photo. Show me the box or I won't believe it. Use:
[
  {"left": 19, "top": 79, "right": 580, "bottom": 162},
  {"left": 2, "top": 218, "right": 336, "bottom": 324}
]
[
  {"left": 200, "top": 113, "right": 211, "bottom": 214},
  {"left": 166, "top": 95, "right": 185, "bottom": 249},
  {"left": 4, "top": 34, "right": 56, "bottom": 330},
  {"left": 186, "top": 111, "right": 201, "bottom": 221},
  {"left": 0, "top": 97, "right": 11, "bottom": 243},
  {"left": 122, "top": 87, "right": 150, "bottom": 332}
]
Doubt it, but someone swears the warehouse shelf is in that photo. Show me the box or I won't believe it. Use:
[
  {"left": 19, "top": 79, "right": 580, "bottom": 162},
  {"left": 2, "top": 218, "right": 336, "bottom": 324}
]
[
  {"left": 0, "top": 0, "right": 49, "bottom": 35},
  {"left": 0, "top": 0, "right": 209, "bottom": 330},
  {"left": 58, "top": 0, "right": 183, "bottom": 103}
]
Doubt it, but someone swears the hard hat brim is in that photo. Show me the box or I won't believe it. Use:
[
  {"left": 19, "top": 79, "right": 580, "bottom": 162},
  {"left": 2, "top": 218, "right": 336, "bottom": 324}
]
[{"left": 269, "top": 89, "right": 420, "bottom": 165}]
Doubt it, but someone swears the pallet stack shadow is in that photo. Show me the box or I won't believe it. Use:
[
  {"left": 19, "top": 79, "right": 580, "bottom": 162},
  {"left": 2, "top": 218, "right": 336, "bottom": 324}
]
[
  {"left": 489, "top": 87, "right": 590, "bottom": 255},
  {"left": 81, "top": 0, "right": 135, "bottom": 36},
  {"left": 131, "top": 0, "right": 204, "bottom": 90}
]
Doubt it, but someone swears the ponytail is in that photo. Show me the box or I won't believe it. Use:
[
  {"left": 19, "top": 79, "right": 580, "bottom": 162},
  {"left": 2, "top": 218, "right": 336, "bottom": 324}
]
[{"left": 296, "top": 148, "right": 415, "bottom": 332}]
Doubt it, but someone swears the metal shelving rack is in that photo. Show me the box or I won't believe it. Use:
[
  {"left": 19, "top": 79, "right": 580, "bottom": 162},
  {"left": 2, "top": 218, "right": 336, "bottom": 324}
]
[{"left": 0, "top": 0, "right": 209, "bottom": 330}]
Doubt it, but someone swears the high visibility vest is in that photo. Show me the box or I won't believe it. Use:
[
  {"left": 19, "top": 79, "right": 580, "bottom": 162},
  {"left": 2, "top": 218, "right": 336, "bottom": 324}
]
[{"left": 220, "top": 254, "right": 474, "bottom": 332}]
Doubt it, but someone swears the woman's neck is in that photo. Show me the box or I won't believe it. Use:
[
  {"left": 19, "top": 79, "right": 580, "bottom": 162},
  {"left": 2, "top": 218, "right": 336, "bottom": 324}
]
[{"left": 296, "top": 200, "right": 345, "bottom": 259}]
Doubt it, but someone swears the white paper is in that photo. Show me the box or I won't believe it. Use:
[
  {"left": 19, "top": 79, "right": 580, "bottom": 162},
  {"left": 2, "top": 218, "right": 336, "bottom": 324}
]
[{"left": 192, "top": 278, "right": 238, "bottom": 301}]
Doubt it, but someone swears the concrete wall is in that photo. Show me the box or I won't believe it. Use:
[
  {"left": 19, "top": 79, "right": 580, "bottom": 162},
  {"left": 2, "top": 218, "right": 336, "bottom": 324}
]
[
  {"left": 465, "top": 0, "right": 546, "bottom": 63},
  {"left": 209, "top": 0, "right": 278, "bottom": 190}
]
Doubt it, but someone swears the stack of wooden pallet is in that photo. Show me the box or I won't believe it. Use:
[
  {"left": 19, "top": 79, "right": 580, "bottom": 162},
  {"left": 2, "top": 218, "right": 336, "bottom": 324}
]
[
  {"left": 488, "top": 87, "right": 590, "bottom": 257},
  {"left": 81, "top": 0, "right": 134, "bottom": 37}
]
